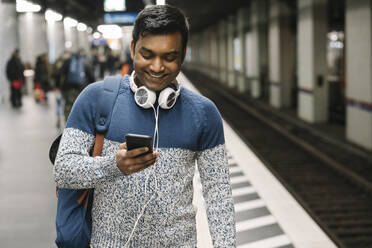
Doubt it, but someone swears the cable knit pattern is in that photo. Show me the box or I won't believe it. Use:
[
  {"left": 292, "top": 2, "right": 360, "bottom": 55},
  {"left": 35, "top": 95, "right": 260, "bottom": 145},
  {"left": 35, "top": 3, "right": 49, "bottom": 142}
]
[
  {"left": 54, "top": 76, "right": 236, "bottom": 247},
  {"left": 54, "top": 128, "right": 122, "bottom": 189},
  {"left": 197, "top": 146, "right": 236, "bottom": 247}
]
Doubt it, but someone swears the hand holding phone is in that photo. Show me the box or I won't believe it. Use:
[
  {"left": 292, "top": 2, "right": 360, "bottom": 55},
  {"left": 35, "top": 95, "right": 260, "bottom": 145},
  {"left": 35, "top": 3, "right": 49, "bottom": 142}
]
[{"left": 116, "top": 134, "right": 157, "bottom": 175}]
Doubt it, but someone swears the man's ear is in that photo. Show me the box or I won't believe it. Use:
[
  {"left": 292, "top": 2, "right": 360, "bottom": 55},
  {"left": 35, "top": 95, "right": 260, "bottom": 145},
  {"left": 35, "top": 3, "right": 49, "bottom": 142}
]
[{"left": 130, "top": 41, "right": 135, "bottom": 59}]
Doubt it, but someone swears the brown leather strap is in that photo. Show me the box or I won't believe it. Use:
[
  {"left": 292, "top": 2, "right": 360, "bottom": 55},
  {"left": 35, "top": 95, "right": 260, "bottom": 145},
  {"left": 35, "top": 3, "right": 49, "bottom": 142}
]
[
  {"left": 56, "top": 134, "right": 105, "bottom": 199},
  {"left": 93, "top": 133, "right": 104, "bottom": 157},
  {"left": 84, "top": 193, "right": 89, "bottom": 209},
  {"left": 76, "top": 133, "right": 105, "bottom": 207},
  {"left": 61, "top": 133, "right": 105, "bottom": 206},
  {"left": 77, "top": 189, "right": 89, "bottom": 205}
]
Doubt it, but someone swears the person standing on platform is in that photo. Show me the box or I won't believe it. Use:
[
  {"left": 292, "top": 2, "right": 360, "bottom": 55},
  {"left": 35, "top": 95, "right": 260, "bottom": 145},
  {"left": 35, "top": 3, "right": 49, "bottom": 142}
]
[
  {"left": 52, "top": 51, "right": 71, "bottom": 128},
  {"left": 58, "top": 49, "right": 94, "bottom": 120},
  {"left": 6, "top": 49, "right": 25, "bottom": 108},
  {"left": 105, "top": 48, "right": 119, "bottom": 75},
  {"left": 34, "top": 53, "right": 51, "bottom": 102},
  {"left": 54, "top": 4, "right": 236, "bottom": 247}
]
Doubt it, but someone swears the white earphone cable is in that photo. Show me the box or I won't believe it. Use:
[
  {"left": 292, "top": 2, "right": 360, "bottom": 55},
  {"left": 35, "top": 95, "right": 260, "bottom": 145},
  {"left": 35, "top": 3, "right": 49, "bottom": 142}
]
[
  {"left": 150, "top": 104, "right": 160, "bottom": 151},
  {"left": 124, "top": 103, "right": 160, "bottom": 248}
]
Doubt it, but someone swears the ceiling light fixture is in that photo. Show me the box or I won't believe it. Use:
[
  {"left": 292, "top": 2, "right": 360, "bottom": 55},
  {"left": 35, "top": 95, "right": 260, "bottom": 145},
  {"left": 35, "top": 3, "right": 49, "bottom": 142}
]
[
  {"left": 93, "top": 32, "right": 102, "bottom": 39},
  {"left": 64, "top": 17, "right": 78, "bottom": 28},
  {"left": 45, "top": 9, "right": 63, "bottom": 22},
  {"left": 97, "top": 24, "right": 122, "bottom": 39},
  {"left": 77, "top": 23, "right": 87, "bottom": 32},
  {"left": 16, "top": 0, "right": 41, "bottom": 13}
]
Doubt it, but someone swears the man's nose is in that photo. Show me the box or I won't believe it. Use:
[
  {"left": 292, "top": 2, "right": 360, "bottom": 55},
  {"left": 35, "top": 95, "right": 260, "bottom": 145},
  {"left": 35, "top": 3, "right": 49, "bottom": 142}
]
[{"left": 149, "top": 57, "right": 165, "bottom": 73}]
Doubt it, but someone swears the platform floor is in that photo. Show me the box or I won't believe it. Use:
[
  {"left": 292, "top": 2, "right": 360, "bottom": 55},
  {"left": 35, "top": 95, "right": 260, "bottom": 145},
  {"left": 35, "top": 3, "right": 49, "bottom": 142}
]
[
  {"left": 0, "top": 74, "right": 337, "bottom": 247},
  {"left": 181, "top": 72, "right": 337, "bottom": 248},
  {"left": 0, "top": 95, "right": 59, "bottom": 247}
]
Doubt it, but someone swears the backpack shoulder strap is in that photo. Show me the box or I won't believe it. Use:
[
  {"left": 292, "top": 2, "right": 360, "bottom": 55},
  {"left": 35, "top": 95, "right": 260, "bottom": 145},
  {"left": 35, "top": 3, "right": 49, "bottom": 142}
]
[
  {"left": 49, "top": 76, "right": 122, "bottom": 165},
  {"left": 95, "top": 76, "right": 122, "bottom": 133}
]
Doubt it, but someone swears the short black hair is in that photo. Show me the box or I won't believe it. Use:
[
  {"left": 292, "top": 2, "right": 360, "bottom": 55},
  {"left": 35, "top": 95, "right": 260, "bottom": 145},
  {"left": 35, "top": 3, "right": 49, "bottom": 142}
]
[{"left": 132, "top": 4, "right": 189, "bottom": 58}]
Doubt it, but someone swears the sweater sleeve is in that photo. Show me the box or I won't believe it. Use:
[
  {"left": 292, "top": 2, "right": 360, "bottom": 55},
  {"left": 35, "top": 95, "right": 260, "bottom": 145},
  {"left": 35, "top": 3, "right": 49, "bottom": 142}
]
[
  {"left": 196, "top": 100, "right": 236, "bottom": 247},
  {"left": 54, "top": 82, "right": 123, "bottom": 189}
]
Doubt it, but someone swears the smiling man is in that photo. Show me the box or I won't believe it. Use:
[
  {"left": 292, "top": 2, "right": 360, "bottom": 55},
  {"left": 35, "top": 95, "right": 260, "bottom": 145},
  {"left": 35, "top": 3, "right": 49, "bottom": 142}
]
[{"left": 54, "top": 4, "right": 236, "bottom": 247}]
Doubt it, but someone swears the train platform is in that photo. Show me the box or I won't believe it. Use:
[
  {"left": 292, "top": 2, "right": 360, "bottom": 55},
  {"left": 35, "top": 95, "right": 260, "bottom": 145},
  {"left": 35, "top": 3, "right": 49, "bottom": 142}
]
[
  {"left": 0, "top": 73, "right": 336, "bottom": 248},
  {"left": 182, "top": 73, "right": 337, "bottom": 248},
  {"left": 182, "top": 69, "right": 372, "bottom": 248}
]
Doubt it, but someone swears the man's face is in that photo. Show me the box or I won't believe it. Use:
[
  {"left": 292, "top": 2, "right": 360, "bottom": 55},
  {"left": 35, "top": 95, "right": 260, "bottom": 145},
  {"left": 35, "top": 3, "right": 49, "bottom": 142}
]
[{"left": 131, "top": 32, "right": 185, "bottom": 92}]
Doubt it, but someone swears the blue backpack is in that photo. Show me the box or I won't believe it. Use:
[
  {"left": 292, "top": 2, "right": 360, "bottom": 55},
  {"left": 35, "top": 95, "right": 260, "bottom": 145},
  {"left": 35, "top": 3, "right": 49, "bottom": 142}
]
[
  {"left": 66, "top": 55, "right": 86, "bottom": 85},
  {"left": 49, "top": 76, "right": 122, "bottom": 248}
]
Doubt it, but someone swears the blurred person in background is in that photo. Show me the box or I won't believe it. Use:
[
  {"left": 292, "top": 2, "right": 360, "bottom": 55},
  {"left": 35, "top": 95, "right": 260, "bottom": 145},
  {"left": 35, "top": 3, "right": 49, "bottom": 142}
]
[
  {"left": 6, "top": 49, "right": 25, "bottom": 108},
  {"left": 58, "top": 48, "right": 94, "bottom": 120},
  {"left": 53, "top": 51, "right": 71, "bottom": 86},
  {"left": 105, "top": 48, "right": 119, "bottom": 75},
  {"left": 120, "top": 49, "right": 134, "bottom": 76},
  {"left": 91, "top": 47, "right": 100, "bottom": 79},
  {"left": 34, "top": 53, "right": 51, "bottom": 102},
  {"left": 98, "top": 51, "right": 106, "bottom": 79},
  {"left": 53, "top": 51, "right": 71, "bottom": 128}
]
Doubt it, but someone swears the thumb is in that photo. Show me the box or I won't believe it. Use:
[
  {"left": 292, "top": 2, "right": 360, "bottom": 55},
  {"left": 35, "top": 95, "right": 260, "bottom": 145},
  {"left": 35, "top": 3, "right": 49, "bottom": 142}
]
[{"left": 119, "top": 142, "right": 127, "bottom": 150}]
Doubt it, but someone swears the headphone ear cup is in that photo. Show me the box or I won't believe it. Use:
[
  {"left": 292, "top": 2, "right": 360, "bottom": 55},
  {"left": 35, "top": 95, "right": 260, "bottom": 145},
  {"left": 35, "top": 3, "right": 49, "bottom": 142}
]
[
  {"left": 158, "top": 87, "right": 178, "bottom": 109},
  {"left": 134, "top": 86, "right": 156, "bottom": 109}
]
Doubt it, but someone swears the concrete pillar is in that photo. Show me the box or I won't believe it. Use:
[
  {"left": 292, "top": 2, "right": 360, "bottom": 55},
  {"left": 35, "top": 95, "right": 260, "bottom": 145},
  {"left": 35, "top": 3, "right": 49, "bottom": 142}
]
[
  {"left": 269, "top": 0, "right": 296, "bottom": 108},
  {"left": 246, "top": 30, "right": 255, "bottom": 94},
  {"left": 186, "top": 33, "right": 202, "bottom": 72},
  {"left": 192, "top": 34, "right": 202, "bottom": 70},
  {"left": 250, "top": 0, "right": 268, "bottom": 98},
  {"left": 227, "top": 15, "right": 235, "bottom": 88},
  {"left": 185, "top": 35, "right": 196, "bottom": 70},
  {"left": 202, "top": 29, "right": 210, "bottom": 76},
  {"left": 236, "top": 7, "right": 249, "bottom": 93},
  {"left": 47, "top": 20, "right": 65, "bottom": 64},
  {"left": 209, "top": 26, "right": 219, "bottom": 80},
  {"left": 64, "top": 25, "right": 79, "bottom": 53},
  {"left": 121, "top": 26, "right": 133, "bottom": 62},
  {"left": 194, "top": 32, "right": 204, "bottom": 74},
  {"left": 345, "top": 0, "right": 372, "bottom": 150},
  {"left": 218, "top": 19, "right": 228, "bottom": 85},
  {"left": 77, "top": 30, "right": 90, "bottom": 53},
  {"left": 18, "top": 12, "right": 48, "bottom": 66},
  {"left": 191, "top": 35, "right": 199, "bottom": 71},
  {"left": 297, "top": 0, "right": 328, "bottom": 123},
  {"left": 0, "top": 2, "right": 18, "bottom": 105}
]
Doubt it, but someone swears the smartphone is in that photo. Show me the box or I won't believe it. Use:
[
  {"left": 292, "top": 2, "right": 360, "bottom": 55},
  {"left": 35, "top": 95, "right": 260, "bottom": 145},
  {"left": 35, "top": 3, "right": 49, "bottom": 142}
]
[{"left": 125, "top": 133, "right": 153, "bottom": 155}]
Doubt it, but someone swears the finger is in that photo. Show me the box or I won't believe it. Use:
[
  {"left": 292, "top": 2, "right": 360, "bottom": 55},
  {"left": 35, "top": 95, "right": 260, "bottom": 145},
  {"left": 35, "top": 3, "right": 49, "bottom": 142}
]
[
  {"left": 144, "top": 156, "right": 157, "bottom": 168},
  {"left": 123, "top": 143, "right": 127, "bottom": 150},
  {"left": 116, "top": 148, "right": 127, "bottom": 158},
  {"left": 131, "top": 152, "right": 157, "bottom": 164},
  {"left": 129, "top": 157, "right": 157, "bottom": 173},
  {"left": 119, "top": 143, "right": 126, "bottom": 149},
  {"left": 126, "top": 152, "right": 157, "bottom": 170},
  {"left": 117, "top": 151, "right": 157, "bottom": 175},
  {"left": 126, "top": 147, "right": 150, "bottom": 157}
]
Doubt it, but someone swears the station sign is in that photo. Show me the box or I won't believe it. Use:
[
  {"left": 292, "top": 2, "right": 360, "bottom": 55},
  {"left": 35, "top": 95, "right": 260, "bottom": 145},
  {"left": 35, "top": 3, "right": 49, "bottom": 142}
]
[{"left": 104, "top": 12, "right": 137, "bottom": 25}]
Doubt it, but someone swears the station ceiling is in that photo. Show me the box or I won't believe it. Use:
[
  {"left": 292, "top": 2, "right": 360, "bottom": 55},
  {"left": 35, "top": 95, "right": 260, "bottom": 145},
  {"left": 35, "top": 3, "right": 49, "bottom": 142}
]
[
  {"left": 9, "top": 0, "right": 344, "bottom": 32},
  {"left": 15, "top": 0, "right": 250, "bottom": 31}
]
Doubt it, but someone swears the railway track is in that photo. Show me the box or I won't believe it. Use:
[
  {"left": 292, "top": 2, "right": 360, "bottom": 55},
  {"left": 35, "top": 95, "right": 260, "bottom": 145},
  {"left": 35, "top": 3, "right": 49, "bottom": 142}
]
[{"left": 183, "top": 69, "right": 372, "bottom": 248}]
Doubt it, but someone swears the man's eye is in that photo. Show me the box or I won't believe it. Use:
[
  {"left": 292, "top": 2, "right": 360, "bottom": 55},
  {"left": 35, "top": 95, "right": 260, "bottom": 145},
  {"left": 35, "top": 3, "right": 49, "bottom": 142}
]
[
  {"left": 141, "top": 53, "right": 152, "bottom": 59},
  {"left": 165, "top": 56, "right": 177, "bottom": 62}
]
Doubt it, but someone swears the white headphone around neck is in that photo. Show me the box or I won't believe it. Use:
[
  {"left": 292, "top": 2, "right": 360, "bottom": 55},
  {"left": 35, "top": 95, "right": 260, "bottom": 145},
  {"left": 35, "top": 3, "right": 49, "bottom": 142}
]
[{"left": 129, "top": 71, "right": 180, "bottom": 109}]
